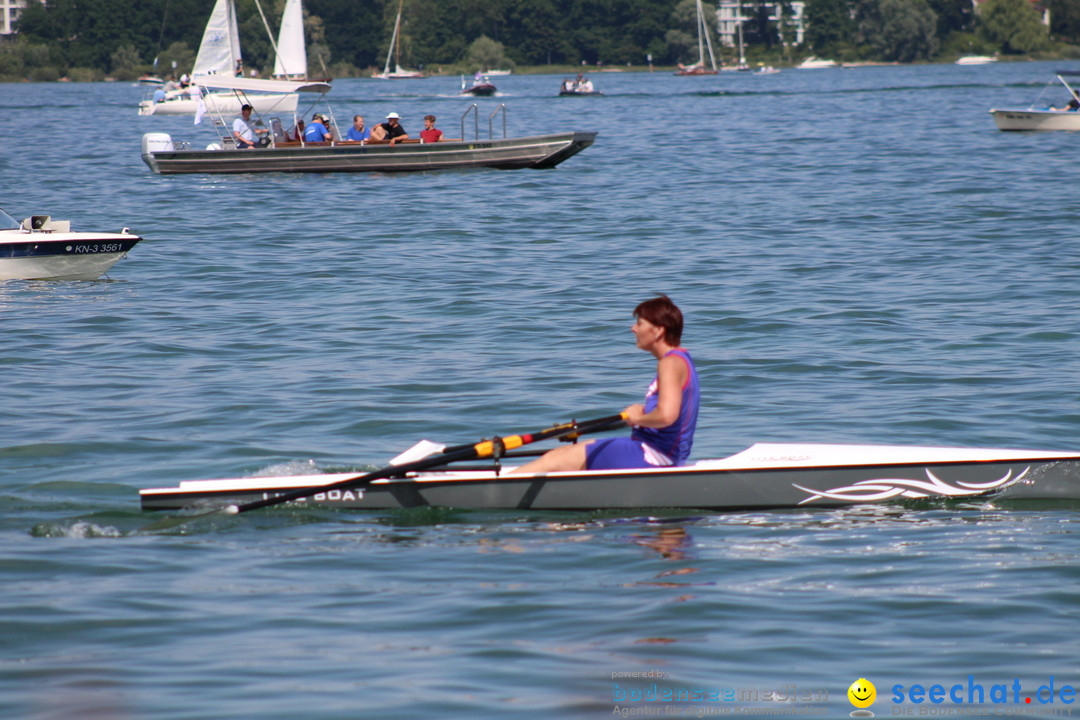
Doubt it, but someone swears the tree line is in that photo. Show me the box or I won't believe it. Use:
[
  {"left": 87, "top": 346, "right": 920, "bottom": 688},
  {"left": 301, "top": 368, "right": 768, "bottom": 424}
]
[{"left": 2, "top": 0, "right": 1077, "bottom": 81}]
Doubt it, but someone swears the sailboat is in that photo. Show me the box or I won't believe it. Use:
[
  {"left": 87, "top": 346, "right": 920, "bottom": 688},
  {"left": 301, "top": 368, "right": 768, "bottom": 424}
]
[
  {"left": 138, "top": 0, "right": 303, "bottom": 117},
  {"left": 675, "top": 0, "right": 719, "bottom": 75},
  {"left": 372, "top": 0, "right": 425, "bottom": 79},
  {"left": 272, "top": 0, "right": 307, "bottom": 79}
]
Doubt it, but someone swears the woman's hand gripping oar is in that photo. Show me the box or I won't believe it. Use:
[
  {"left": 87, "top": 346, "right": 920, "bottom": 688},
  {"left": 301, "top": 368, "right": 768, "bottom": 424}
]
[{"left": 138, "top": 412, "right": 628, "bottom": 532}]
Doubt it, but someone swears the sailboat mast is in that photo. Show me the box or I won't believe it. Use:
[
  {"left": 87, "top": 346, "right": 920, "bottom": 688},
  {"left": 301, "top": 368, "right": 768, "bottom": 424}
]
[
  {"left": 701, "top": 0, "right": 718, "bottom": 71},
  {"left": 737, "top": 0, "right": 745, "bottom": 66},
  {"left": 696, "top": 0, "right": 706, "bottom": 67},
  {"left": 382, "top": 0, "right": 402, "bottom": 76}
]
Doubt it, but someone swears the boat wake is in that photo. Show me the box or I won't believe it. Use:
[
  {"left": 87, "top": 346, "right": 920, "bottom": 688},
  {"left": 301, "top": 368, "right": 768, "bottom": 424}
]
[{"left": 31, "top": 520, "right": 123, "bottom": 538}]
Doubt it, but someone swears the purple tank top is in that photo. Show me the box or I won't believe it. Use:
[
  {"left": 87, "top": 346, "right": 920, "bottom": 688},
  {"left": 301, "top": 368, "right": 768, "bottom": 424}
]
[{"left": 631, "top": 349, "right": 699, "bottom": 465}]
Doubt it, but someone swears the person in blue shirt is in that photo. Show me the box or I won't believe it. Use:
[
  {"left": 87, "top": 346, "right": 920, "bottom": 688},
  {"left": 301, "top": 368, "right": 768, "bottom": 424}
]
[
  {"left": 346, "top": 115, "right": 371, "bottom": 142},
  {"left": 509, "top": 295, "right": 700, "bottom": 474},
  {"left": 303, "top": 113, "right": 333, "bottom": 142}
]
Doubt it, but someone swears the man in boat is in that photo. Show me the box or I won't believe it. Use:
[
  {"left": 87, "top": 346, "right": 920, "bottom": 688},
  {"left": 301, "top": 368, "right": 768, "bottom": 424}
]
[
  {"left": 347, "top": 115, "right": 371, "bottom": 142},
  {"left": 369, "top": 112, "right": 410, "bottom": 146},
  {"left": 509, "top": 295, "right": 700, "bottom": 474},
  {"left": 420, "top": 115, "right": 443, "bottom": 143},
  {"left": 232, "top": 104, "right": 268, "bottom": 149},
  {"left": 304, "top": 113, "right": 333, "bottom": 143}
]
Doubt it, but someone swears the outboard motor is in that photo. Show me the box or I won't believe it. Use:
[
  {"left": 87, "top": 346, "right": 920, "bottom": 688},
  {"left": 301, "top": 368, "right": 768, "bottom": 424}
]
[{"left": 141, "top": 133, "right": 174, "bottom": 174}]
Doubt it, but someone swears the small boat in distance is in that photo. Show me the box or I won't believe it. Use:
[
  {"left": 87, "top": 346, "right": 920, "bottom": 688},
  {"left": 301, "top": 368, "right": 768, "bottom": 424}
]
[
  {"left": 956, "top": 55, "right": 997, "bottom": 65},
  {"left": 674, "top": 0, "right": 719, "bottom": 75},
  {"left": 461, "top": 73, "right": 496, "bottom": 96},
  {"left": 372, "top": 0, "right": 425, "bottom": 78},
  {"left": 0, "top": 207, "right": 140, "bottom": 281},
  {"left": 990, "top": 71, "right": 1080, "bottom": 131},
  {"left": 559, "top": 73, "right": 601, "bottom": 96},
  {"left": 796, "top": 56, "right": 837, "bottom": 69},
  {"left": 140, "top": 440, "right": 1080, "bottom": 511}
]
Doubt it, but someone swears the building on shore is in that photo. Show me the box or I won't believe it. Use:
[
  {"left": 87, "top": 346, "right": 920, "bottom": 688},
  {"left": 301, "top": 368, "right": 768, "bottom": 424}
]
[
  {"left": 1, "top": 0, "right": 28, "bottom": 35},
  {"left": 715, "top": 0, "right": 806, "bottom": 50}
]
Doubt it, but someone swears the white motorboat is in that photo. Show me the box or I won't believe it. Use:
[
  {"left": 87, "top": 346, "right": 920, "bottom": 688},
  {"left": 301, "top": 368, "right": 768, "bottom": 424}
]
[
  {"left": 956, "top": 55, "right": 997, "bottom": 65},
  {"left": 0, "top": 208, "right": 140, "bottom": 281},
  {"left": 372, "top": 0, "right": 426, "bottom": 79},
  {"left": 138, "top": 0, "right": 303, "bottom": 117},
  {"left": 990, "top": 71, "right": 1080, "bottom": 131},
  {"left": 796, "top": 56, "right": 837, "bottom": 69}
]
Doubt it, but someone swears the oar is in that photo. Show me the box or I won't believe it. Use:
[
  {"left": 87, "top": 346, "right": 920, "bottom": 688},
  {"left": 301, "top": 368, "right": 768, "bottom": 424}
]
[
  {"left": 139, "top": 412, "right": 627, "bottom": 531},
  {"left": 228, "top": 411, "right": 629, "bottom": 514}
]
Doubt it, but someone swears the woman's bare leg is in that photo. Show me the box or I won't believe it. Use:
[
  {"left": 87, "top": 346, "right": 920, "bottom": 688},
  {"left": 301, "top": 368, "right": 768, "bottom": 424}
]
[{"left": 507, "top": 441, "right": 591, "bottom": 475}]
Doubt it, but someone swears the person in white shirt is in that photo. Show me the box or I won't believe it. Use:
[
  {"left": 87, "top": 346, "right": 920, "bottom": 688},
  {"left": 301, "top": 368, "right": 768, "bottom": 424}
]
[{"left": 232, "top": 104, "right": 268, "bottom": 149}]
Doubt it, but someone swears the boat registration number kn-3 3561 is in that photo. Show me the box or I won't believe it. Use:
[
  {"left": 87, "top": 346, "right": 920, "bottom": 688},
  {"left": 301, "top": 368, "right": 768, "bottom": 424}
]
[{"left": 71, "top": 243, "right": 127, "bottom": 254}]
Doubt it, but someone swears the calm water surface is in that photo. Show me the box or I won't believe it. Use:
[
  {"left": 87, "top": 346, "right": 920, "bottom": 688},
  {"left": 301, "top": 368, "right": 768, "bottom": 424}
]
[{"left": 2, "top": 63, "right": 1080, "bottom": 719}]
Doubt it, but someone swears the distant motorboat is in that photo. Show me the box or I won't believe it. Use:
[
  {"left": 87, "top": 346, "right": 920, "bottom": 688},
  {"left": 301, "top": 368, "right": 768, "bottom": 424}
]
[
  {"left": 0, "top": 208, "right": 140, "bottom": 281},
  {"left": 956, "top": 55, "right": 997, "bottom": 65},
  {"left": 756, "top": 65, "right": 779, "bottom": 75},
  {"left": 559, "top": 75, "right": 601, "bottom": 96},
  {"left": 990, "top": 71, "right": 1080, "bottom": 131},
  {"left": 461, "top": 74, "right": 496, "bottom": 96},
  {"left": 796, "top": 56, "right": 837, "bottom": 69}
]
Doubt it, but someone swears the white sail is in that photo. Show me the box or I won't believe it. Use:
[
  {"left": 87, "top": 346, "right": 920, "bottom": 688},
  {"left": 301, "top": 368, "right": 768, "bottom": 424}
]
[
  {"left": 192, "top": 0, "right": 241, "bottom": 77},
  {"left": 273, "top": 0, "right": 307, "bottom": 78}
]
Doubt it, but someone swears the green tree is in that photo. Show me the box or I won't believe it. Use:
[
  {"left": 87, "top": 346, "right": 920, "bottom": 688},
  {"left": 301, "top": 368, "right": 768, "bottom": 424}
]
[
  {"left": 805, "top": 0, "right": 856, "bottom": 50},
  {"left": 1046, "top": 0, "right": 1080, "bottom": 42},
  {"left": 925, "top": 0, "right": 972, "bottom": 36},
  {"left": 308, "top": 0, "right": 387, "bottom": 70},
  {"left": 110, "top": 43, "right": 143, "bottom": 78},
  {"left": 978, "top": 0, "right": 1050, "bottom": 52},
  {"left": 464, "top": 35, "right": 512, "bottom": 69},
  {"left": 856, "top": 0, "right": 939, "bottom": 61}
]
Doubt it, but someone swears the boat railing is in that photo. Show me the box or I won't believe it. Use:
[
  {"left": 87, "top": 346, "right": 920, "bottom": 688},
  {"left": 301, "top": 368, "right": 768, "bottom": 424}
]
[
  {"left": 489, "top": 104, "right": 506, "bottom": 140},
  {"left": 460, "top": 103, "right": 508, "bottom": 141},
  {"left": 461, "top": 104, "right": 479, "bottom": 141}
]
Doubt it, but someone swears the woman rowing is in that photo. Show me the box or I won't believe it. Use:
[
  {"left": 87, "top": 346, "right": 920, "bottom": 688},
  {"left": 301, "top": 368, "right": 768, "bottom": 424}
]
[{"left": 510, "top": 295, "right": 699, "bottom": 474}]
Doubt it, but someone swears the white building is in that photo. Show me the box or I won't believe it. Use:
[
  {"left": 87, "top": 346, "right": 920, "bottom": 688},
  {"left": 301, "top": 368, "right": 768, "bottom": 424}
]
[
  {"left": 716, "top": 0, "right": 806, "bottom": 48},
  {"left": 1, "top": 0, "right": 28, "bottom": 35}
]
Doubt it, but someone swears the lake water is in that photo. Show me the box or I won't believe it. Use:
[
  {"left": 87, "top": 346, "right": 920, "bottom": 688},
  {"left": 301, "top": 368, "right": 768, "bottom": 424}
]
[{"left": 3, "top": 62, "right": 1080, "bottom": 719}]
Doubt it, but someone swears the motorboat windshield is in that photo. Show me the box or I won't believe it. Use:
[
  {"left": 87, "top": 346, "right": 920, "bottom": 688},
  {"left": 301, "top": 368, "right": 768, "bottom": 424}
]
[{"left": 0, "top": 208, "right": 21, "bottom": 230}]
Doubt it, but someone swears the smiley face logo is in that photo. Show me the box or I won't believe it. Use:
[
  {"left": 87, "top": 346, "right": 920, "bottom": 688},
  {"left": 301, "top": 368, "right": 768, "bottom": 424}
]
[{"left": 848, "top": 678, "right": 876, "bottom": 709}]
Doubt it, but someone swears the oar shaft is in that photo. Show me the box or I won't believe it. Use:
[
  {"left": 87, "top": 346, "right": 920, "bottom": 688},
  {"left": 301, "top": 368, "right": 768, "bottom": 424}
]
[{"left": 229, "top": 412, "right": 628, "bottom": 514}]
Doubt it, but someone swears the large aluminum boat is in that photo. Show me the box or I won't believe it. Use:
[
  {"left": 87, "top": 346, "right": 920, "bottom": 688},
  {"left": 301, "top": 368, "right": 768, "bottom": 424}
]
[{"left": 142, "top": 130, "right": 597, "bottom": 175}]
